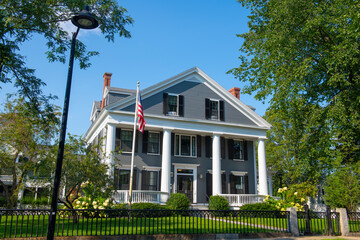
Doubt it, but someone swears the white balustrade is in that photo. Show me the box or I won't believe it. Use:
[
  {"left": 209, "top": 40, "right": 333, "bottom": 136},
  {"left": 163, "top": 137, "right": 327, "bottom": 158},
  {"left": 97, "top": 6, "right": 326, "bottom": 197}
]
[
  {"left": 112, "top": 190, "right": 169, "bottom": 204},
  {"left": 218, "top": 194, "right": 280, "bottom": 206}
]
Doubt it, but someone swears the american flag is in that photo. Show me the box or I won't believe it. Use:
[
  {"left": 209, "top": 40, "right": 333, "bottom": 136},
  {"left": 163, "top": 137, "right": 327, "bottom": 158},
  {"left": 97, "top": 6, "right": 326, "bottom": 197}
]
[{"left": 137, "top": 94, "right": 146, "bottom": 133}]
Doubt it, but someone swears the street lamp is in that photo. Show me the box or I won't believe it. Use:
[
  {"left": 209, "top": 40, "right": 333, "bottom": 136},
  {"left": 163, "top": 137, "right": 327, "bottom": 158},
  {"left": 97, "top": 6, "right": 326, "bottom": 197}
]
[{"left": 47, "top": 6, "right": 98, "bottom": 240}]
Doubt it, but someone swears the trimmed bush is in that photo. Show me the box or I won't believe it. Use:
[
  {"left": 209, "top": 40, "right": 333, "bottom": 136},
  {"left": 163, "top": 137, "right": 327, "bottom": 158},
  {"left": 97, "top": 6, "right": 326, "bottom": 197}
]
[
  {"left": 239, "top": 202, "right": 278, "bottom": 211},
  {"left": 209, "top": 195, "right": 230, "bottom": 211},
  {"left": 131, "top": 202, "right": 167, "bottom": 210},
  {"left": 166, "top": 193, "right": 190, "bottom": 210}
]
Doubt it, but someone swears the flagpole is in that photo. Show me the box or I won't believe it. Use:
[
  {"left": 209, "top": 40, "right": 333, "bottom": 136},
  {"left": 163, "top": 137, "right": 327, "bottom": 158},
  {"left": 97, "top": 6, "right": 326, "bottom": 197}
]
[{"left": 128, "top": 82, "right": 139, "bottom": 208}]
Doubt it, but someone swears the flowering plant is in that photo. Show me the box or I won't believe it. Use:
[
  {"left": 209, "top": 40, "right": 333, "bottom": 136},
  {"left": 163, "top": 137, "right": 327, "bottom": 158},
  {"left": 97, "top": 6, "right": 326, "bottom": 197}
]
[{"left": 263, "top": 187, "right": 307, "bottom": 211}]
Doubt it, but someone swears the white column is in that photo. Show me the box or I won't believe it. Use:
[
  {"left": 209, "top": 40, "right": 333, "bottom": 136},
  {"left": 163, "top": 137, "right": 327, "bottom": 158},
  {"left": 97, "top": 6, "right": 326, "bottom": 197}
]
[
  {"left": 212, "top": 133, "right": 221, "bottom": 195},
  {"left": 105, "top": 123, "right": 116, "bottom": 176},
  {"left": 258, "top": 138, "right": 268, "bottom": 195},
  {"left": 161, "top": 129, "right": 172, "bottom": 199},
  {"left": 253, "top": 140, "right": 258, "bottom": 194}
]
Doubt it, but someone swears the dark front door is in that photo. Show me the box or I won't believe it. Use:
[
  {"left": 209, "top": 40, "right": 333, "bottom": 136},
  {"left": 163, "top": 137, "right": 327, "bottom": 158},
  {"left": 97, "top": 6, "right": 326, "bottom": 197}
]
[{"left": 177, "top": 175, "right": 193, "bottom": 202}]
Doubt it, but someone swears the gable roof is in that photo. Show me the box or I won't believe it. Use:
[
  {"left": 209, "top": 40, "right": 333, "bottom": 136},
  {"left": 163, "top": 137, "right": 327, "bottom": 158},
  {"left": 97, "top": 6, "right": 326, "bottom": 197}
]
[{"left": 105, "top": 67, "right": 271, "bottom": 129}]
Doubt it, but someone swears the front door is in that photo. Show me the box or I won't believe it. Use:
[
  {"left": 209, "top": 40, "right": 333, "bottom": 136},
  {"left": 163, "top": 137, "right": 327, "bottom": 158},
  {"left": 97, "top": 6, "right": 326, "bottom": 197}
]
[{"left": 177, "top": 175, "right": 193, "bottom": 202}]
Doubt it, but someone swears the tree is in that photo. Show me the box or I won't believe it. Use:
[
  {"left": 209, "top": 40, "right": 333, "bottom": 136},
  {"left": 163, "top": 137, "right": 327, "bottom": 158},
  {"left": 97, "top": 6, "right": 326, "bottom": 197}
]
[
  {"left": 54, "top": 134, "right": 112, "bottom": 209},
  {"left": 0, "top": 97, "right": 59, "bottom": 208},
  {"left": 1, "top": 0, "right": 133, "bottom": 115},
  {"left": 323, "top": 165, "right": 360, "bottom": 212},
  {"left": 230, "top": 0, "right": 360, "bottom": 188}
]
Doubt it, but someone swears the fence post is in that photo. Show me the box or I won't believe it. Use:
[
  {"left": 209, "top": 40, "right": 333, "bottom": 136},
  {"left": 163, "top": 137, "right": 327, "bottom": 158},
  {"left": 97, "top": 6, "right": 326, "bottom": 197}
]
[
  {"left": 326, "top": 205, "right": 333, "bottom": 235},
  {"left": 304, "top": 204, "right": 311, "bottom": 234},
  {"left": 287, "top": 207, "right": 299, "bottom": 237},
  {"left": 336, "top": 208, "right": 349, "bottom": 236}
]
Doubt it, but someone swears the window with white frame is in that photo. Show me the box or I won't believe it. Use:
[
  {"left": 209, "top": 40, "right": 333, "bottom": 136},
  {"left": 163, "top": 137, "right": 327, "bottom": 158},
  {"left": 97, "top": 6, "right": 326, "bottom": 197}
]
[
  {"left": 148, "top": 132, "right": 160, "bottom": 154},
  {"left": 163, "top": 93, "right": 184, "bottom": 116},
  {"left": 168, "top": 94, "right": 178, "bottom": 115},
  {"left": 210, "top": 100, "right": 219, "bottom": 120},
  {"left": 175, "top": 134, "right": 196, "bottom": 157},
  {"left": 142, "top": 170, "right": 160, "bottom": 191}
]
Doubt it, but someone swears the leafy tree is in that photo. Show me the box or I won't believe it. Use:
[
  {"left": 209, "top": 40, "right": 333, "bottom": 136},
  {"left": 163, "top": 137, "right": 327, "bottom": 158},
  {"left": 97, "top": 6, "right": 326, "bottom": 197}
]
[
  {"left": 323, "top": 165, "right": 360, "bottom": 212},
  {"left": 1, "top": 0, "right": 133, "bottom": 115},
  {"left": 54, "top": 134, "right": 112, "bottom": 209},
  {"left": 230, "top": 0, "right": 360, "bottom": 188},
  {"left": 0, "top": 97, "right": 59, "bottom": 208}
]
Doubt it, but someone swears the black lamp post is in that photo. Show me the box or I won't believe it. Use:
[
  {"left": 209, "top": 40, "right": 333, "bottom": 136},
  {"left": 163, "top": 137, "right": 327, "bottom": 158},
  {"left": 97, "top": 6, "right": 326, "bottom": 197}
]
[{"left": 47, "top": 7, "right": 98, "bottom": 240}]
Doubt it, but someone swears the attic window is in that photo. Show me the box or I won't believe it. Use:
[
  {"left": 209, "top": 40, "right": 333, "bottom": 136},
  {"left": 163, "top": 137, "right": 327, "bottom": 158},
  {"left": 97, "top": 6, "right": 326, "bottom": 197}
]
[
  {"left": 163, "top": 93, "right": 184, "bottom": 116},
  {"left": 205, "top": 98, "right": 224, "bottom": 121}
]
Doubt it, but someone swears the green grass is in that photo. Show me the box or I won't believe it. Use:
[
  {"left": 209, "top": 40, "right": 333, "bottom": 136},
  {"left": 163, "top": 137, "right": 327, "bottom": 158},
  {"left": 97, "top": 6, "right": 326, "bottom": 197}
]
[{"left": 0, "top": 214, "right": 289, "bottom": 238}]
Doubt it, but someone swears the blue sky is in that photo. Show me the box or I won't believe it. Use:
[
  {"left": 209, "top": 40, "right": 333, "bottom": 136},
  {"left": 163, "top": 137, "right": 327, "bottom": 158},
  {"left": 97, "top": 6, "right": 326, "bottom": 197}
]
[{"left": 1, "top": 0, "right": 269, "bottom": 136}]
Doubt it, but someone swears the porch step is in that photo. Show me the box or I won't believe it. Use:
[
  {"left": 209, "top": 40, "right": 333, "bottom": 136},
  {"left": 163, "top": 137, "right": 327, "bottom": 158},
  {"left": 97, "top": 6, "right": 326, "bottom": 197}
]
[{"left": 190, "top": 204, "right": 209, "bottom": 210}]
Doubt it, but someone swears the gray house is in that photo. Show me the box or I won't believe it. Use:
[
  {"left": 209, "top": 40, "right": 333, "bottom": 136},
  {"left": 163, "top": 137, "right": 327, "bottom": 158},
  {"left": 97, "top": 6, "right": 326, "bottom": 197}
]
[{"left": 85, "top": 67, "right": 272, "bottom": 206}]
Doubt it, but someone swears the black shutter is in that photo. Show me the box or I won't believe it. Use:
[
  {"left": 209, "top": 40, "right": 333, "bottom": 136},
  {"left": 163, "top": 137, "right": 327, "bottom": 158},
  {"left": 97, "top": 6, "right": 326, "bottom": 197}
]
[
  {"left": 197, "top": 135, "right": 202, "bottom": 157},
  {"left": 171, "top": 133, "right": 175, "bottom": 156},
  {"left": 228, "top": 139, "right": 234, "bottom": 160},
  {"left": 219, "top": 100, "right": 225, "bottom": 121},
  {"left": 142, "top": 131, "right": 148, "bottom": 153},
  {"left": 243, "top": 141, "right": 248, "bottom": 161},
  {"left": 244, "top": 175, "right": 249, "bottom": 194},
  {"left": 221, "top": 137, "right": 225, "bottom": 159},
  {"left": 158, "top": 170, "right": 161, "bottom": 191},
  {"left": 206, "top": 173, "right": 212, "bottom": 199},
  {"left": 229, "top": 174, "right": 235, "bottom": 194},
  {"left": 160, "top": 132, "right": 163, "bottom": 154},
  {"left": 205, "top": 136, "right": 212, "bottom": 158},
  {"left": 141, "top": 170, "right": 147, "bottom": 190},
  {"left": 163, "top": 93, "right": 168, "bottom": 115},
  {"left": 115, "top": 128, "right": 121, "bottom": 151},
  {"left": 205, "top": 98, "right": 210, "bottom": 119},
  {"left": 135, "top": 131, "right": 139, "bottom": 153},
  {"left": 114, "top": 169, "right": 119, "bottom": 190},
  {"left": 178, "top": 95, "right": 184, "bottom": 117},
  {"left": 133, "top": 169, "right": 137, "bottom": 190},
  {"left": 221, "top": 173, "right": 227, "bottom": 194}
]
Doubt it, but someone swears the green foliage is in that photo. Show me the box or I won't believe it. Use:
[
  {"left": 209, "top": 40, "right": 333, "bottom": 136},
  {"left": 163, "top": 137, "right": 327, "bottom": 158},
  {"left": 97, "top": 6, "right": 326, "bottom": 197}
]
[
  {"left": 0, "top": 196, "right": 7, "bottom": 207},
  {"left": 230, "top": 0, "right": 360, "bottom": 193},
  {"left": 323, "top": 165, "right": 360, "bottom": 212},
  {"left": 21, "top": 196, "right": 49, "bottom": 206},
  {"left": 264, "top": 187, "right": 308, "bottom": 211},
  {"left": 57, "top": 135, "right": 112, "bottom": 210},
  {"left": 0, "top": 0, "right": 133, "bottom": 114},
  {"left": 166, "top": 193, "right": 190, "bottom": 210},
  {"left": 209, "top": 195, "right": 230, "bottom": 211},
  {"left": 131, "top": 203, "right": 167, "bottom": 210},
  {"left": 239, "top": 202, "right": 278, "bottom": 211},
  {"left": 0, "top": 97, "right": 60, "bottom": 209}
]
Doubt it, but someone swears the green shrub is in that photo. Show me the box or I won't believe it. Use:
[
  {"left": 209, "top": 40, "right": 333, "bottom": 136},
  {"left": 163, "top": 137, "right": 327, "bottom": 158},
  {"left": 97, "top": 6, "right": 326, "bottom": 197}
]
[
  {"left": 166, "top": 193, "right": 190, "bottom": 210},
  {"left": 0, "top": 196, "right": 7, "bottom": 207},
  {"left": 113, "top": 203, "right": 128, "bottom": 209},
  {"left": 239, "top": 202, "right": 278, "bottom": 211},
  {"left": 131, "top": 202, "right": 167, "bottom": 210},
  {"left": 209, "top": 195, "right": 230, "bottom": 211},
  {"left": 21, "top": 196, "right": 49, "bottom": 206}
]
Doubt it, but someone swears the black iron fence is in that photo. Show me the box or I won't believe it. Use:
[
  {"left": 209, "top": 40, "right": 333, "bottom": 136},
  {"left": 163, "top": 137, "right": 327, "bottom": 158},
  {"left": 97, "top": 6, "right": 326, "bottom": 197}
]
[
  {"left": 348, "top": 212, "right": 360, "bottom": 234},
  {"left": 0, "top": 209, "right": 290, "bottom": 238},
  {"left": 297, "top": 205, "right": 340, "bottom": 236}
]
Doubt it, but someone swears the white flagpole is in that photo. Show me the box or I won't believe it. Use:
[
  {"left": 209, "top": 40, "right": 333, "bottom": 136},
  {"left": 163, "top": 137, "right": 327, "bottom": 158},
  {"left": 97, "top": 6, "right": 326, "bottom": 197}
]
[{"left": 128, "top": 82, "right": 139, "bottom": 208}]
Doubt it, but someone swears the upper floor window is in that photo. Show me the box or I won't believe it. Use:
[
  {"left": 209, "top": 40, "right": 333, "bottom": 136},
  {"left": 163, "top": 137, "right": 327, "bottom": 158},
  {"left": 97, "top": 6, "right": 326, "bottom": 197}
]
[
  {"left": 233, "top": 140, "right": 244, "bottom": 160},
  {"left": 228, "top": 139, "right": 248, "bottom": 161},
  {"left": 116, "top": 128, "right": 133, "bottom": 152},
  {"left": 163, "top": 93, "right": 184, "bottom": 116},
  {"left": 175, "top": 134, "right": 196, "bottom": 157},
  {"left": 205, "top": 98, "right": 224, "bottom": 121},
  {"left": 148, "top": 132, "right": 160, "bottom": 154}
]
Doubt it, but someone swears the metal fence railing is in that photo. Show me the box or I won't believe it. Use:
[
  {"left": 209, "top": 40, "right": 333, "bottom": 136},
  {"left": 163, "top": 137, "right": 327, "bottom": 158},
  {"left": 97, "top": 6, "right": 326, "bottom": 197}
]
[
  {"left": 348, "top": 212, "right": 360, "bottom": 234},
  {"left": 0, "top": 209, "right": 290, "bottom": 238},
  {"left": 297, "top": 205, "right": 340, "bottom": 236}
]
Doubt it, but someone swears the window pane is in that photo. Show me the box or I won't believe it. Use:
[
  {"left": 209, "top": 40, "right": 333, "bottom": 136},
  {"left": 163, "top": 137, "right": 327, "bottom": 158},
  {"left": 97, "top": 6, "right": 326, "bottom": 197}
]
[
  {"left": 210, "top": 100, "right": 218, "bottom": 119},
  {"left": 148, "top": 133, "right": 159, "bottom": 154},
  {"left": 121, "top": 130, "right": 133, "bottom": 152},
  {"left": 181, "top": 136, "right": 191, "bottom": 156},
  {"left": 168, "top": 95, "right": 178, "bottom": 113},
  {"left": 147, "top": 171, "right": 158, "bottom": 190},
  {"left": 119, "top": 170, "right": 130, "bottom": 190},
  {"left": 234, "top": 140, "right": 243, "bottom": 160}
]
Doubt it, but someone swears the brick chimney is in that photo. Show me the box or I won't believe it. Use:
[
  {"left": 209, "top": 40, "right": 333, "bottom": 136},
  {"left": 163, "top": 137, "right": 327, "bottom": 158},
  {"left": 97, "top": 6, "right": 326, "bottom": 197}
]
[
  {"left": 101, "top": 72, "right": 112, "bottom": 110},
  {"left": 229, "top": 87, "right": 240, "bottom": 99}
]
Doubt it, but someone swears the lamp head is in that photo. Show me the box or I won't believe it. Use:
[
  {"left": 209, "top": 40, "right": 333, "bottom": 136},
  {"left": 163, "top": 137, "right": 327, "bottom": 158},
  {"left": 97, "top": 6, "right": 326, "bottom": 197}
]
[{"left": 71, "top": 6, "right": 99, "bottom": 29}]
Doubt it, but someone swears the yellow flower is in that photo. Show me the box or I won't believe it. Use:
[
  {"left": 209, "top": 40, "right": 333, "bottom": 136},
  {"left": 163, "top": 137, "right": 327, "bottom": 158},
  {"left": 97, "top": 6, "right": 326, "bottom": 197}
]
[
  {"left": 99, "top": 206, "right": 104, "bottom": 210},
  {"left": 294, "top": 192, "right": 298, "bottom": 196},
  {"left": 278, "top": 188, "right": 283, "bottom": 193},
  {"left": 281, "top": 208, "right": 285, "bottom": 211},
  {"left": 301, "top": 198, "right": 306, "bottom": 202},
  {"left": 283, "top": 187, "right": 288, "bottom": 191},
  {"left": 263, "top": 199, "right": 267, "bottom": 202},
  {"left": 291, "top": 202, "right": 294, "bottom": 206},
  {"left": 295, "top": 203, "right": 300, "bottom": 207}
]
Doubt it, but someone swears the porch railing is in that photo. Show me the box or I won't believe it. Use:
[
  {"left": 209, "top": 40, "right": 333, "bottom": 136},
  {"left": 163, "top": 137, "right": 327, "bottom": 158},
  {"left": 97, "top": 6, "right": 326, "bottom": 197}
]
[
  {"left": 113, "top": 190, "right": 169, "bottom": 204},
  {"left": 218, "top": 194, "right": 280, "bottom": 206}
]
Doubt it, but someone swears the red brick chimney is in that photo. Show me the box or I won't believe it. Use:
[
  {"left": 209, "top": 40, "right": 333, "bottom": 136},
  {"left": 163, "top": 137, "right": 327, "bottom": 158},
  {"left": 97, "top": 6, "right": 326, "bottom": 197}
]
[
  {"left": 229, "top": 87, "right": 240, "bottom": 99},
  {"left": 101, "top": 72, "right": 112, "bottom": 110}
]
